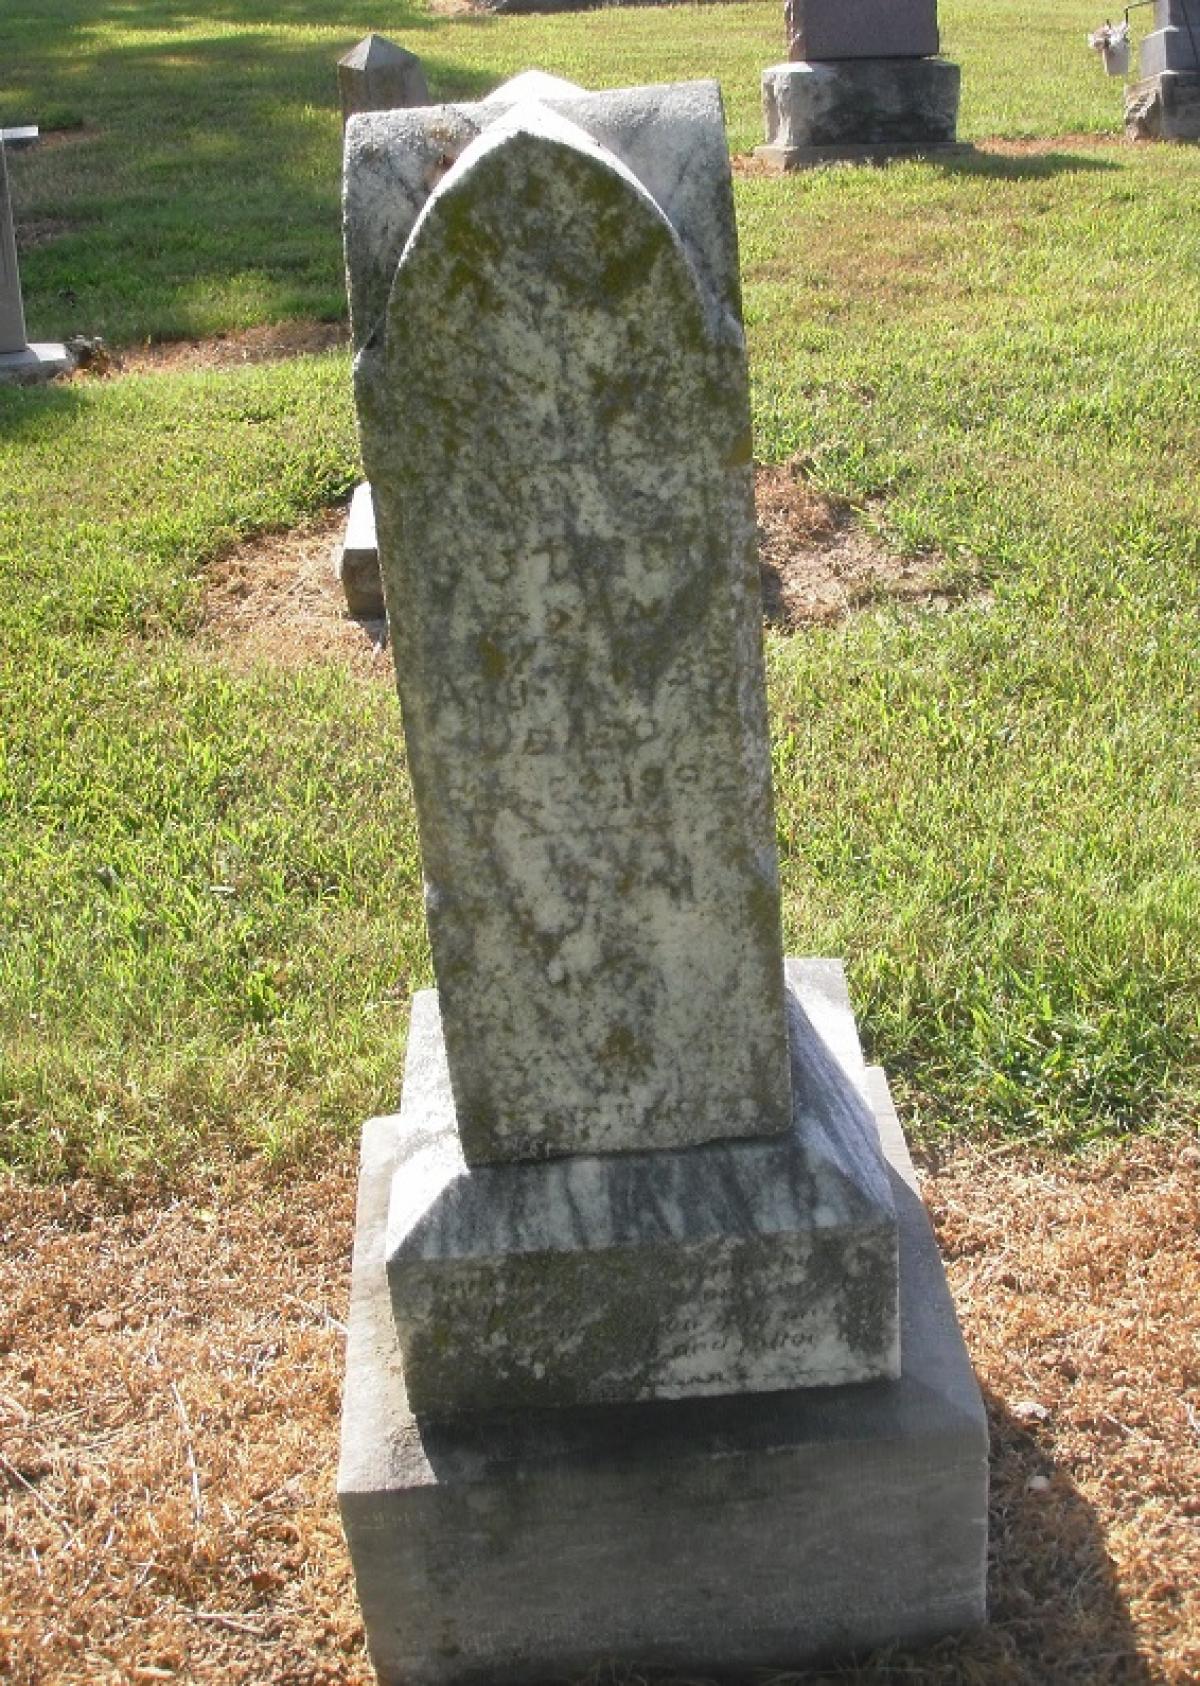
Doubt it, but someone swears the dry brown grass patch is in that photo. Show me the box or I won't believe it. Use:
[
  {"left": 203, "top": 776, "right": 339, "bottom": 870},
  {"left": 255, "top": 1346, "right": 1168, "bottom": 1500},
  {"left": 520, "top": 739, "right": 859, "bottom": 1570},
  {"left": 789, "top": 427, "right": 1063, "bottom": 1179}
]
[
  {"left": 100, "top": 321, "right": 350, "bottom": 378},
  {"left": 198, "top": 509, "right": 389, "bottom": 679},
  {"left": 756, "top": 458, "right": 957, "bottom": 628},
  {"left": 2, "top": 1137, "right": 1198, "bottom": 1682},
  {"left": 197, "top": 464, "right": 956, "bottom": 678}
]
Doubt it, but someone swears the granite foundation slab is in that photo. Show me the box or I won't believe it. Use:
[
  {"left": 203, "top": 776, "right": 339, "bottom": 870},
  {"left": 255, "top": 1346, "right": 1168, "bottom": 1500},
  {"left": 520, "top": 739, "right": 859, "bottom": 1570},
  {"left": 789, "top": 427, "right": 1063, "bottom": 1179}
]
[
  {"left": 757, "top": 58, "right": 961, "bottom": 160},
  {"left": 1126, "top": 70, "right": 1200, "bottom": 139},
  {"left": 0, "top": 342, "right": 73, "bottom": 385},
  {"left": 339, "top": 1012, "right": 988, "bottom": 1686},
  {"left": 384, "top": 960, "right": 898, "bottom": 1415},
  {"left": 335, "top": 480, "right": 384, "bottom": 617}
]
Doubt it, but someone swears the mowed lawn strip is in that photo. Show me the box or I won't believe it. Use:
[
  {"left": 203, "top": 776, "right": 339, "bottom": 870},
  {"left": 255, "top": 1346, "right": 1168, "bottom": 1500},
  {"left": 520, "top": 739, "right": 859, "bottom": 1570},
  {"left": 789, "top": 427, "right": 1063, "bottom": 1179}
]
[
  {"left": 1, "top": 0, "right": 1198, "bottom": 1179},
  {"left": 1, "top": 0, "right": 1143, "bottom": 345}
]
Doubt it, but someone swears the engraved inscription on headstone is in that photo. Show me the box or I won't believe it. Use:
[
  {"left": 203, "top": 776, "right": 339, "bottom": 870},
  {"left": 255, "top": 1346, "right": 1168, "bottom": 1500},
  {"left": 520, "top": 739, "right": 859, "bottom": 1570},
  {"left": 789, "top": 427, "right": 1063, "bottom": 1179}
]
[{"left": 358, "top": 101, "right": 792, "bottom": 1167}]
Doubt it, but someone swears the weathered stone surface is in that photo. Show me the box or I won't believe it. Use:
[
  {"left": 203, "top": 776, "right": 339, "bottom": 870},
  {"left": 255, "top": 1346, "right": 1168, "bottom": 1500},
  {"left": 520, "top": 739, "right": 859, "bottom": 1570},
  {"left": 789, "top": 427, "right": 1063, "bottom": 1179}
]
[
  {"left": 337, "top": 33, "right": 429, "bottom": 124},
  {"left": 1126, "top": 69, "right": 1200, "bottom": 138},
  {"left": 482, "top": 69, "right": 584, "bottom": 104},
  {"left": 350, "top": 92, "right": 790, "bottom": 1166},
  {"left": 1139, "top": 0, "right": 1200, "bottom": 76},
  {"left": 0, "top": 137, "right": 71, "bottom": 385},
  {"left": 0, "top": 343, "right": 74, "bottom": 386},
  {"left": 384, "top": 960, "right": 898, "bottom": 1413},
  {"left": 344, "top": 81, "right": 744, "bottom": 362},
  {"left": 339, "top": 987, "right": 988, "bottom": 1685},
  {"left": 758, "top": 57, "right": 961, "bottom": 162},
  {"left": 786, "top": 0, "right": 939, "bottom": 62},
  {"left": 1, "top": 137, "right": 29, "bottom": 356},
  {"left": 334, "top": 480, "right": 383, "bottom": 617}
]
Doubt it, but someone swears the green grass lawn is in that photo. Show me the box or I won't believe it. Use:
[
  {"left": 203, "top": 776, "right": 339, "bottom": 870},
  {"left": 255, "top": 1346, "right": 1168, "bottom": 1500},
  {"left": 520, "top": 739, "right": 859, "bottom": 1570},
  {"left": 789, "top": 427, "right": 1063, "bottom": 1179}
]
[{"left": 1, "top": 0, "right": 1198, "bottom": 1180}]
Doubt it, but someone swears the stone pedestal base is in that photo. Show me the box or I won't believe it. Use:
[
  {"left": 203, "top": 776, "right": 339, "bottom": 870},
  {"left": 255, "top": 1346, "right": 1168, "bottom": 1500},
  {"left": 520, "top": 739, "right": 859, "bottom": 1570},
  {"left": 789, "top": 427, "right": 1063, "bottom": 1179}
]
[
  {"left": 756, "top": 58, "right": 961, "bottom": 169},
  {"left": 339, "top": 966, "right": 988, "bottom": 1685},
  {"left": 0, "top": 342, "right": 73, "bottom": 386},
  {"left": 383, "top": 961, "right": 899, "bottom": 1415},
  {"left": 1126, "top": 70, "right": 1200, "bottom": 140},
  {"left": 334, "top": 480, "right": 384, "bottom": 617}
]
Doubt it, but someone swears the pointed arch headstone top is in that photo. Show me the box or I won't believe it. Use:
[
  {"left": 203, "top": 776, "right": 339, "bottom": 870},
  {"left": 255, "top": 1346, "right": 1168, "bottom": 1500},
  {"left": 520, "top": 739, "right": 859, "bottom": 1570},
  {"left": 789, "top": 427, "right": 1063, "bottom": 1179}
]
[
  {"left": 343, "top": 79, "right": 742, "bottom": 363},
  {"left": 360, "top": 93, "right": 790, "bottom": 1165}
]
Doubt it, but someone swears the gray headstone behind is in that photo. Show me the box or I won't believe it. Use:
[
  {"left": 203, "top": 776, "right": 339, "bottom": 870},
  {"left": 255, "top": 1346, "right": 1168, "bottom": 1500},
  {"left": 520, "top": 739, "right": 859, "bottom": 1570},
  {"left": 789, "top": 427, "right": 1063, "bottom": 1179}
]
[
  {"left": 0, "top": 139, "right": 29, "bottom": 355},
  {"left": 337, "top": 32, "right": 430, "bottom": 124}
]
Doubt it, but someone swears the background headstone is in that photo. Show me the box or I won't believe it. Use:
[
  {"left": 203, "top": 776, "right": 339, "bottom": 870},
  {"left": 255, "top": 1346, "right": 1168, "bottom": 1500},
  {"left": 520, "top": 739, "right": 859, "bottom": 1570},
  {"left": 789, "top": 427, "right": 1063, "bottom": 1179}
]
[
  {"left": 0, "top": 134, "right": 72, "bottom": 385},
  {"left": 337, "top": 33, "right": 429, "bottom": 124},
  {"left": 333, "top": 481, "right": 383, "bottom": 617},
  {"left": 760, "top": 0, "right": 963, "bottom": 168},
  {"left": 0, "top": 138, "right": 28, "bottom": 356},
  {"left": 1126, "top": 0, "right": 1200, "bottom": 140},
  {"left": 786, "top": 0, "right": 939, "bottom": 61}
]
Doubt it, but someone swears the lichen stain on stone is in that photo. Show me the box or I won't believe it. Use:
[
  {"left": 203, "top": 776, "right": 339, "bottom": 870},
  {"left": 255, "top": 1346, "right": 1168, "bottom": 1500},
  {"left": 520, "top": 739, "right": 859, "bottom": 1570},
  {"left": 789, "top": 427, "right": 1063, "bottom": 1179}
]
[
  {"left": 376, "top": 116, "right": 791, "bottom": 1162},
  {"left": 476, "top": 633, "right": 508, "bottom": 682}
]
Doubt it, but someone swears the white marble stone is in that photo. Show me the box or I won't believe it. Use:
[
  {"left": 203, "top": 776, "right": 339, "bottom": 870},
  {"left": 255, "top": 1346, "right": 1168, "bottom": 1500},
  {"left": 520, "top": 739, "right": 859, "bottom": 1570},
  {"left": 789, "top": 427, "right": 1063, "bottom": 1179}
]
[
  {"left": 334, "top": 480, "right": 383, "bottom": 617},
  {"left": 482, "top": 70, "right": 584, "bottom": 104},
  {"left": 383, "top": 960, "right": 898, "bottom": 1413},
  {"left": 344, "top": 80, "right": 745, "bottom": 365},
  {"left": 349, "top": 91, "right": 790, "bottom": 1165},
  {"left": 339, "top": 1001, "right": 986, "bottom": 1684}
]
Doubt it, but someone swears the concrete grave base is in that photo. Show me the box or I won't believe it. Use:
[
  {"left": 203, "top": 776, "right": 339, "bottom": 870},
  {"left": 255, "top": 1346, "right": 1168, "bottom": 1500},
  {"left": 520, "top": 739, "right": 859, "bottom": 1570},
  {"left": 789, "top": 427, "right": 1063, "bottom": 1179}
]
[
  {"left": 758, "top": 58, "right": 961, "bottom": 160},
  {"left": 0, "top": 342, "right": 73, "bottom": 386},
  {"left": 334, "top": 480, "right": 384, "bottom": 617},
  {"left": 1125, "top": 70, "right": 1200, "bottom": 140},
  {"left": 339, "top": 962, "right": 988, "bottom": 1686}
]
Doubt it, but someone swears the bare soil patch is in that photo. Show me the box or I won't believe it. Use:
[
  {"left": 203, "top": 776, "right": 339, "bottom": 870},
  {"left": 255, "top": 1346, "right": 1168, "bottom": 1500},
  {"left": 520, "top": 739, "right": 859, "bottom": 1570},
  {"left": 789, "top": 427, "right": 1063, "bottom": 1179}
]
[
  {"left": 979, "top": 133, "right": 1129, "bottom": 156},
  {"left": 198, "top": 465, "right": 955, "bottom": 676},
  {"left": 102, "top": 321, "right": 350, "bottom": 378},
  {"left": 14, "top": 216, "right": 74, "bottom": 254},
  {"left": 2, "top": 1135, "right": 1197, "bottom": 1684},
  {"left": 756, "top": 458, "right": 957, "bottom": 627},
  {"left": 198, "top": 509, "right": 389, "bottom": 679},
  {"left": 34, "top": 126, "right": 97, "bottom": 151}
]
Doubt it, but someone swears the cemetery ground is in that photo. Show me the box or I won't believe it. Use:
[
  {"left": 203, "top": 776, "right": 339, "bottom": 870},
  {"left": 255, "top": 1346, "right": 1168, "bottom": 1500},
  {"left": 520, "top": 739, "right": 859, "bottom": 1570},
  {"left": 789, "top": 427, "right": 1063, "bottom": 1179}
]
[{"left": 0, "top": 0, "right": 1198, "bottom": 1680}]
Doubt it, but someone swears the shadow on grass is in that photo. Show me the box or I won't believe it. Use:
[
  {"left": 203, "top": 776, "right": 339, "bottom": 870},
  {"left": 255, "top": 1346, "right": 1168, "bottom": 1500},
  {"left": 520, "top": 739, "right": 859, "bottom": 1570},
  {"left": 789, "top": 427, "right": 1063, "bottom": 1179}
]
[
  {"left": 8, "top": 28, "right": 497, "bottom": 341},
  {"left": 940, "top": 147, "right": 1124, "bottom": 180},
  {"left": 0, "top": 375, "right": 88, "bottom": 442}
]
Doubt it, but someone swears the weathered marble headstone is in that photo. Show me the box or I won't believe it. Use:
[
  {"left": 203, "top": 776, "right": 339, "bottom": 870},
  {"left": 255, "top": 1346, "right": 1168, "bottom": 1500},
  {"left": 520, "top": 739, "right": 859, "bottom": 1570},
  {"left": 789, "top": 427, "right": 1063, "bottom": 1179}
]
[
  {"left": 339, "top": 73, "right": 987, "bottom": 1686},
  {"left": 0, "top": 134, "right": 72, "bottom": 386},
  {"left": 760, "top": 0, "right": 964, "bottom": 168},
  {"left": 337, "top": 33, "right": 429, "bottom": 124},
  {"left": 1126, "top": 0, "right": 1200, "bottom": 139}
]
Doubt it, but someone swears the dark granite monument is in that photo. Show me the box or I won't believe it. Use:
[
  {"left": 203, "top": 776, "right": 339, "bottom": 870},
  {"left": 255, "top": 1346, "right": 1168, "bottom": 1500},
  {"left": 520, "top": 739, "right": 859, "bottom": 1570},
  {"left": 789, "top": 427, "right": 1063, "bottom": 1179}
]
[
  {"left": 758, "top": 0, "right": 964, "bottom": 169},
  {"left": 1126, "top": 0, "right": 1200, "bottom": 139}
]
